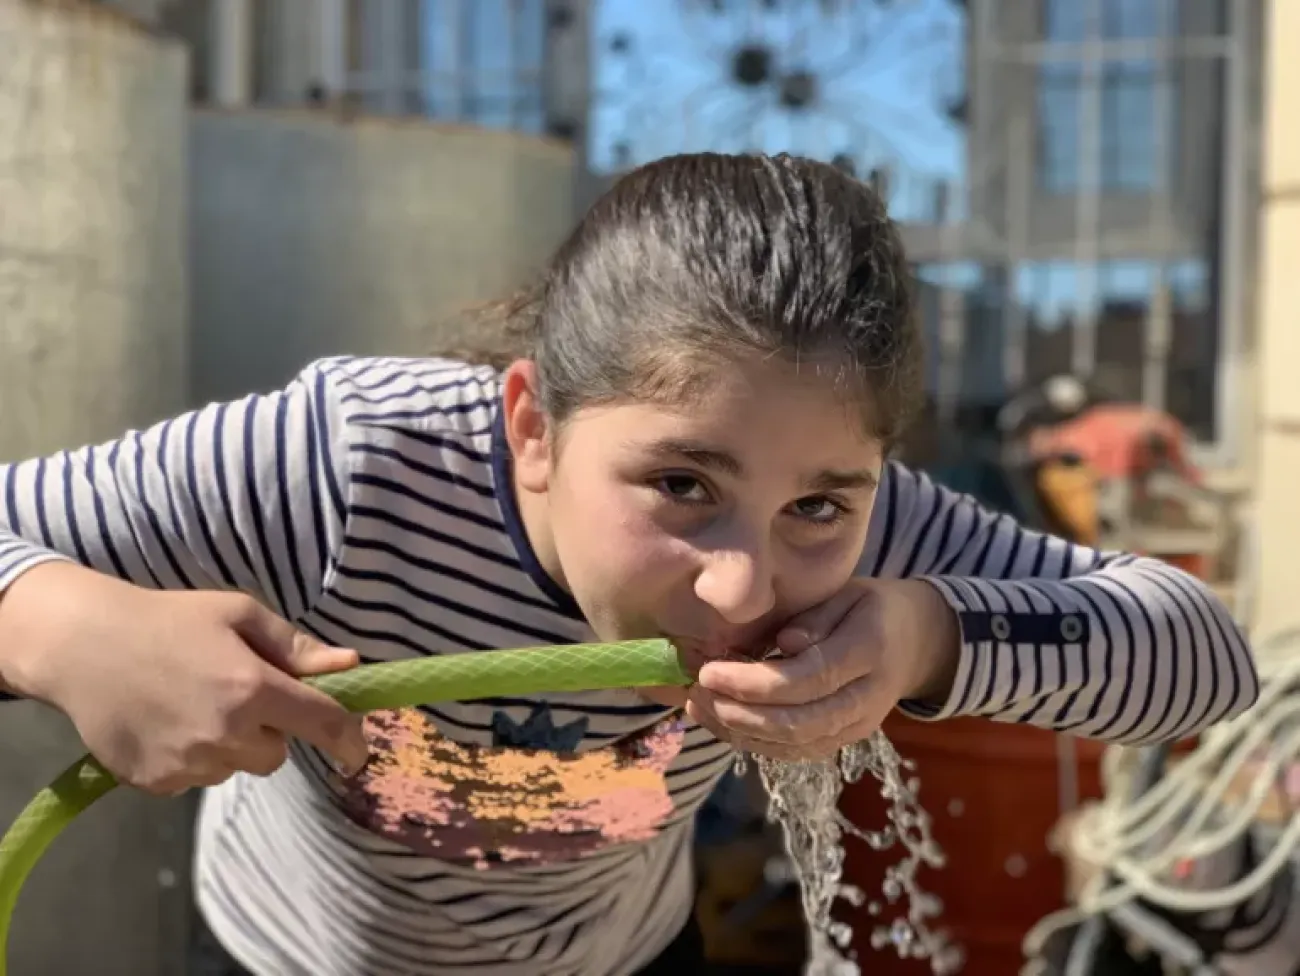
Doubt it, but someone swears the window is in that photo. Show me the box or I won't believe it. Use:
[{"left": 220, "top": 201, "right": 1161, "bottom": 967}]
[
  {"left": 421, "top": 0, "right": 547, "bottom": 131},
  {"left": 1042, "top": 0, "right": 1167, "bottom": 42},
  {"left": 1012, "top": 259, "right": 1218, "bottom": 439},
  {"left": 1037, "top": 59, "right": 1169, "bottom": 193},
  {"left": 1036, "top": 0, "right": 1176, "bottom": 194},
  {"left": 349, "top": 0, "right": 547, "bottom": 131}
]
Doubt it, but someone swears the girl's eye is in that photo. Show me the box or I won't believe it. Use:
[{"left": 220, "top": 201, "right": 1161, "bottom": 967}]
[
  {"left": 789, "top": 495, "right": 848, "bottom": 525},
  {"left": 655, "top": 474, "right": 712, "bottom": 504}
]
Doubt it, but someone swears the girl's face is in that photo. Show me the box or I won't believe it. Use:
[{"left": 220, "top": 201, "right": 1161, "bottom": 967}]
[{"left": 502, "top": 355, "right": 884, "bottom": 661}]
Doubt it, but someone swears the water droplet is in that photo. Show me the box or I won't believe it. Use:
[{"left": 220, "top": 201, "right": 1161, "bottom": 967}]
[
  {"left": 752, "top": 730, "right": 961, "bottom": 974},
  {"left": 838, "top": 884, "right": 866, "bottom": 907},
  {"left": 866, "top": 827, "right": 895, "bottom": 850},
  {"left": 915, "top": 893, "right": 943, "bottom": 916}
]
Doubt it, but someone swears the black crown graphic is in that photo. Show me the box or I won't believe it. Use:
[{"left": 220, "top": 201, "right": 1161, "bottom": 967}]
[{"left": 490, "top": 703, "right": 589, "bottom": 753}]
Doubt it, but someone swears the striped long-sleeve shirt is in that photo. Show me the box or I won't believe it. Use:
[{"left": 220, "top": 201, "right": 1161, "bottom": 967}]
[{"left": 0, "top": 356, "right": 1259, "bottom": 976}]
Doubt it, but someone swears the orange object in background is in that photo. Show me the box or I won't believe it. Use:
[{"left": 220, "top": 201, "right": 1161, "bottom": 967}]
[
  {"left": 1029, "top": 404, "right": 1214, "bottom": 580},
  {"left": 694, "top": 831, "right": 808, "bottom": 971},
  {"left": 836, "top": 714, "right": 1106, "bottom": 976},
  {"left": 1026, "top": 404, "right": 1199, "bottom": 484},
  {"left": 1034, "top": 460, "right": 1099, "bottom": 544}
]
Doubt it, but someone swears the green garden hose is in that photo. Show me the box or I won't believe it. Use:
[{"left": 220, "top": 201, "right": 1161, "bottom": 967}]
[{"left": 0, "top": 638, "right": 691, "bottom": 974}]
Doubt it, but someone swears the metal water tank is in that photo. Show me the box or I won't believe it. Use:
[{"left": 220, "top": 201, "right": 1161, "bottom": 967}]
[
  {"left": 0, "top": 1, "right": 189, "bottom": 456},
  {"left": 189, "top": 109, "right": 578, "bottom": 403},
  {"left": 0, "top": 3, "right": 191, "bottom": 973}
]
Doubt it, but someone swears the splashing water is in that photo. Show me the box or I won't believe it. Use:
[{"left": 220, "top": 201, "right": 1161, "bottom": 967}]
[{"left": 738, "top": 730, "right": 966, "bottom": 975}]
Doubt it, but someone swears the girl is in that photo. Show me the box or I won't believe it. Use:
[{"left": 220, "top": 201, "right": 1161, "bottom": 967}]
[{"left": 0, "top": 153, "right": 1257, "bottom": 976}]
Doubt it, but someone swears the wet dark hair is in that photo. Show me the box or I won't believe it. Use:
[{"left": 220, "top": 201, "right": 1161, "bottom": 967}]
[{"left": 454, "top": 152, "right": 922, "bottom": 447}]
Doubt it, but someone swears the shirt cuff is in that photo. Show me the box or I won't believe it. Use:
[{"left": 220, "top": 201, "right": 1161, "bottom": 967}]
[
  {"left": 0, "top": 546, "right": 71, "bottom": 595},
  {"left": 0, "top": 547, "right": 73, "bottom": 702},
  {"left": 895, "top": 576, "right": 1091, "bottom": 723}
]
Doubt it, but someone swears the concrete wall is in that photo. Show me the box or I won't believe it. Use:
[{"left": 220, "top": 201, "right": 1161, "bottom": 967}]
[
  {"left": 188, "top": 109, "right": 577, "bottom": 403},
  {"left": 1249, "top": 0, "right": 1300, "bottom": 639},
  {"left": 0, "top": 3, "right": 194, "bottom": 973},
  {"left": 0, "top": 1, "right": 190, "bottom": 458}
]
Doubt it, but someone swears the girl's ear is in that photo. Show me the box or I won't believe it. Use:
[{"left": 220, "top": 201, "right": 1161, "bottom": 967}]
[{"left": 500, "top": 359, "right": 551, "bottom": 493}]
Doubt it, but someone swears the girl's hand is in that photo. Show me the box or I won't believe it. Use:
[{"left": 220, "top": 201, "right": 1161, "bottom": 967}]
[
  {"left": 685, "top": 579, "right": 961, "bottom": 759},
  {"left": 0, "top": 563, "right": 370, "bottom": 794}
]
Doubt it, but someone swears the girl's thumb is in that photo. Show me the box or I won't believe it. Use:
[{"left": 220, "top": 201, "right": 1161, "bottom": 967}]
[{"left": 232, "top": 598, "right": 360, "bottom": 677}]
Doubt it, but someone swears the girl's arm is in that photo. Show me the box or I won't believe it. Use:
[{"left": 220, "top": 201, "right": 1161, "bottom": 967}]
[
  {"left": 862, "top": 462, "right": 1259, "bottom": 745},
  {"left": 0, "top": 360, "right": 353, "bottom": 692}
]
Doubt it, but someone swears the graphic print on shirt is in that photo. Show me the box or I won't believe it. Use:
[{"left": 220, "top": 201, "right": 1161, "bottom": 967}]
[{"left": 329, "top": 704, "right": 688, "bottom": 868}]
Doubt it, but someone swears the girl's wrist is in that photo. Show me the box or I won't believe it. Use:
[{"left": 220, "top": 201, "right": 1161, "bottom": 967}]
[{"left": 897, "top": 579, "right": 962, "bottom": 705}]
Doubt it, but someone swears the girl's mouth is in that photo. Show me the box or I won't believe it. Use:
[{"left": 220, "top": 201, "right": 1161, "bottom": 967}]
[{"left": 663, "top": 634, "right": 777, "bottom": 664}]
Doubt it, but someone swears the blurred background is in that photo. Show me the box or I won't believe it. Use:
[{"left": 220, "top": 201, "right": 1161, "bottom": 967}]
[{"left": 0, "top": 0, "right": 1294, "bottom": 974}]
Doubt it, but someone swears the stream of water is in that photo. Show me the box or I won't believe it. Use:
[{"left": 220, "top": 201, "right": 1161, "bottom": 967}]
[{"left": 742, "top": 730, "right": 966, "bottom": 975}]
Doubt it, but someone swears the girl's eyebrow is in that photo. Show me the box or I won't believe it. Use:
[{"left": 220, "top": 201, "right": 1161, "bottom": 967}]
[
  {"left": 638, "top": 437, "right": 878, "bottom": 492},
  {"left": 640, "top": 438, "right": 742, "bottom": 476},
  {"left": 807, "top": 468, "right": 878, "bottom": 493}
]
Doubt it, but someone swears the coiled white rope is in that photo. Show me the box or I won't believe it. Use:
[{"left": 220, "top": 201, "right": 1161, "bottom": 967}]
[{"left": 1022, "top": 626, "right": 1300, "bottom": 968}]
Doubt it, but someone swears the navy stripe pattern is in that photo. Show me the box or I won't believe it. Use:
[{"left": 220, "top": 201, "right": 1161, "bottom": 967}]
[
  {"left": 861, "top": 463, "right": 1259, "bottom": 744},
  {"left": 0, "top": 356, "right": 1259, "bottom": 975}
]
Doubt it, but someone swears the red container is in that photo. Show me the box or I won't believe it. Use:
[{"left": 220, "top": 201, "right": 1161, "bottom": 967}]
[{"left": 836, "top": 715, "right": 1107, "bottom": 976}]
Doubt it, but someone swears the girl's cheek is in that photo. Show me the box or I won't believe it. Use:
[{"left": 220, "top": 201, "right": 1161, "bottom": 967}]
[
  {"left": 605, "top": 523, "right": 702, "bottom": 598},
  {"left": 612, "top": 528, "right": 690, "bottom": 578}
]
